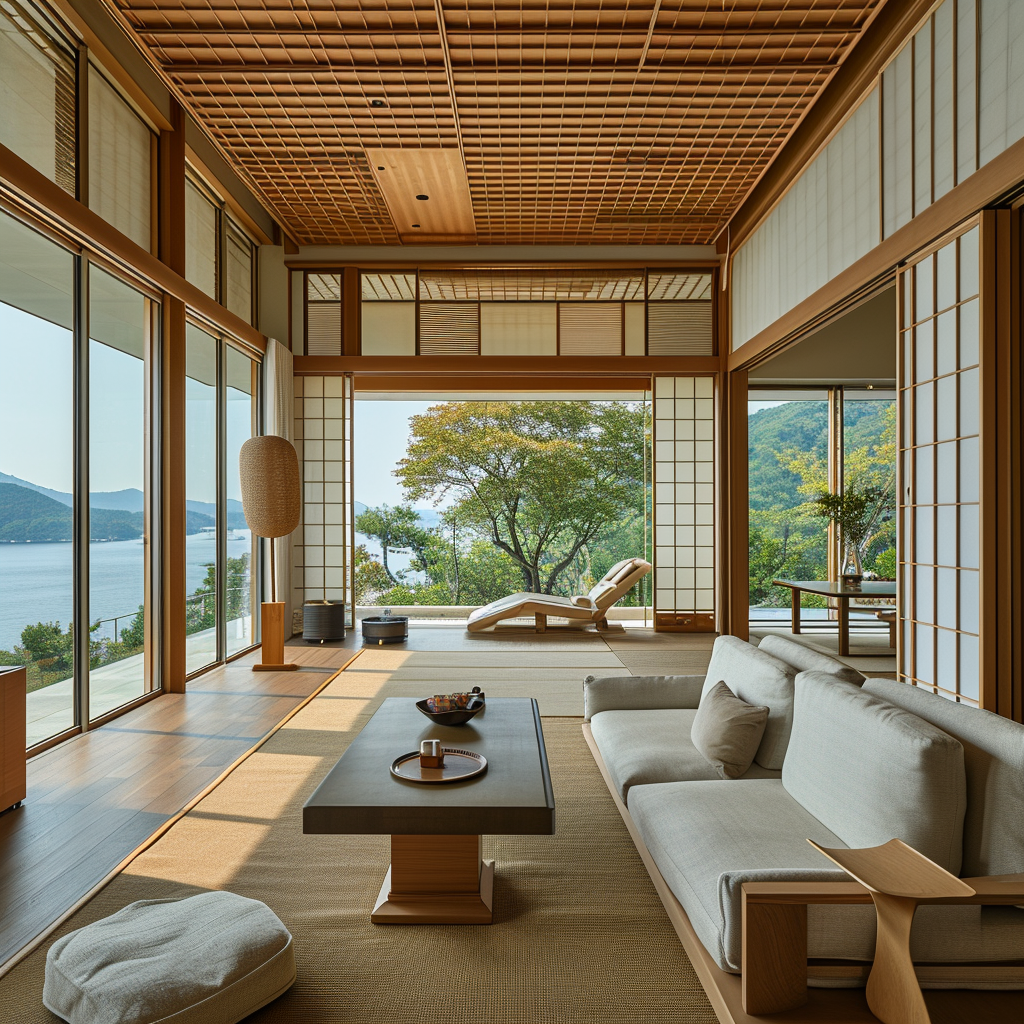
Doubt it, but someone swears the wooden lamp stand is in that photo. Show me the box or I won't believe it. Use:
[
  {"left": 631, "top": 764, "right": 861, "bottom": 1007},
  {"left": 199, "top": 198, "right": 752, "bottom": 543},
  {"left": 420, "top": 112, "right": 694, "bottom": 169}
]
[
  {"left": 253, "top": 542, "right": 297, "bottom": 672},
  {"left": 239, "top": 435, "right": 301, "bottom": 673}
]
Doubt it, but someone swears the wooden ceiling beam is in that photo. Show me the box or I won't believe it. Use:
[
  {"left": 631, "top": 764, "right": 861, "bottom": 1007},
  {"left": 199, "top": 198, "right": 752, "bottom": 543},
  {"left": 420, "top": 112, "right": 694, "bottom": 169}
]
[{"left": 163, "top": 60, "right": 841, "bottom": 74}]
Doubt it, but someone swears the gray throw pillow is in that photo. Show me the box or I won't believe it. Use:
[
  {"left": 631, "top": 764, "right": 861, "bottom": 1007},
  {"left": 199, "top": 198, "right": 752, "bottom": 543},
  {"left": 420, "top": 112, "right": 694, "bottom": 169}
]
[{"left": 691, "top": 681, "right": 770, "bottom": 779}]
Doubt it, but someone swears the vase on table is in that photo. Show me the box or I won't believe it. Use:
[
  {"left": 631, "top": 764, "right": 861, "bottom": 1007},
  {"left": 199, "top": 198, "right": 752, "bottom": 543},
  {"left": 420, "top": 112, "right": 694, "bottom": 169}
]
[{"left": 841, "top": 542, "right": 863, "bottom": 587}]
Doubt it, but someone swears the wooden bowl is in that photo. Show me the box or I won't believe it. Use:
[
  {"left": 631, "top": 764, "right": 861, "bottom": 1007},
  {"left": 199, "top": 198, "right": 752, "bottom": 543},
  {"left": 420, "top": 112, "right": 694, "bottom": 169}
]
[{"left": 414, "top": 699, "right": 484, "bottom": 727}]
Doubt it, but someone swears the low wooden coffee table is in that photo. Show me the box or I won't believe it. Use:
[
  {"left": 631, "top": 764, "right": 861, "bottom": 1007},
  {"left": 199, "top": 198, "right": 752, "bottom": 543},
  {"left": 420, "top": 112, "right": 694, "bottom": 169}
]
[{"left": 303, "top": 696, "right": 555, "bottom": 924}]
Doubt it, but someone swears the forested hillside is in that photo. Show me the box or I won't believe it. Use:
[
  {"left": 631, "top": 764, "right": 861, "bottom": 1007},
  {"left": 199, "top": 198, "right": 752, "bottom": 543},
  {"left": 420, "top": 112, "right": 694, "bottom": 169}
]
[
  {"left": 0, "top": 482, "right": 217, "bottom": 542},
  {"left": 747, "top": 400, "right": 895, "bottom": 606}
]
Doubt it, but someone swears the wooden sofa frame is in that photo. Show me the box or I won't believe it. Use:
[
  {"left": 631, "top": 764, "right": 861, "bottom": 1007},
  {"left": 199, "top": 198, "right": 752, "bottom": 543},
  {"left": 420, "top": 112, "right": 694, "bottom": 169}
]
[{"left": 582, "top": 723, "right": 1024, "bottom": 1024}]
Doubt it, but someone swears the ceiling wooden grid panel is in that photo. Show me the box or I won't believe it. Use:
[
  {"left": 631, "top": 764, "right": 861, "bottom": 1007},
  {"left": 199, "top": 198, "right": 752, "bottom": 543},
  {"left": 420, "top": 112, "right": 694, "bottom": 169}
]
[{"left": 108, "top": 0, "right": 887, "bottom": 246}]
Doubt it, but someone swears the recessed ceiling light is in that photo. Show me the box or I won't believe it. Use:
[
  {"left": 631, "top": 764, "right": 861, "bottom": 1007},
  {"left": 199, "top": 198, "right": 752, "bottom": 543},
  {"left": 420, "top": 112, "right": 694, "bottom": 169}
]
[
  {"left": 415, "top": 194, "right": 429, "bottom": 201},
  {"left": 370, "top": 99, "right": 386, "bottom": 108}
]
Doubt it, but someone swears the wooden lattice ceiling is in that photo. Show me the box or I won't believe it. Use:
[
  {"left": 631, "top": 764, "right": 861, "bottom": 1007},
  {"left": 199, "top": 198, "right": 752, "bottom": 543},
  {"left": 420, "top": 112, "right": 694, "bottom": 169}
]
[{"left": 107, "top": 1, "right": 886, "bottom": 247}]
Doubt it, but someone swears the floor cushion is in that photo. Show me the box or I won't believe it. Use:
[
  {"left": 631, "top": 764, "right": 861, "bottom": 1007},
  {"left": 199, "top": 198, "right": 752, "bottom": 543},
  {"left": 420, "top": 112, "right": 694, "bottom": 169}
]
[{"left": 43, "top": 891, "right": 296, "bottom": 1024}]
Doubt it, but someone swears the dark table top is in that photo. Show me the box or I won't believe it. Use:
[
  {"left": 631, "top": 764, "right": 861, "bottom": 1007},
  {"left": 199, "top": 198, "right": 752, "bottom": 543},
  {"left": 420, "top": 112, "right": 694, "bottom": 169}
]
[
  {"left": 772, "top": 579, "right": 898, "bottom": 599},
  {"left": 303, "top": 697, "right": 556, "bottom": 837}
]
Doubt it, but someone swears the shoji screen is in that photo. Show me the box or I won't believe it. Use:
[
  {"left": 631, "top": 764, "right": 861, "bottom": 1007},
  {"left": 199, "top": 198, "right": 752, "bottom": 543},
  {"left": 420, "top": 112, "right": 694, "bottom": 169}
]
[
  {"left": 480, "top": 303, "right": 557, "bottom": 355},
  {"left": 731, "top": 89, "right": 879, "bottom": 348},
  {"left": 653, "top": 376, "right": 716, "bottom": 629},
  {"left": 898, "top": 222, "right": 980, "bottom": 704},
  {"left": 88, "top": 68, "right": 152, "bottom": 251},
  {"left": 293, "top": 375, "right": 355, "bottom": 630}
]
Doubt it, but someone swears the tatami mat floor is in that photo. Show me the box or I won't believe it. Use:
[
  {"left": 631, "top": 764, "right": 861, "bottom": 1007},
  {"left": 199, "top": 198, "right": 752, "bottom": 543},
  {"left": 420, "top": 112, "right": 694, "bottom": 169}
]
[{"left": 3, "top": 622, "right": 896, "bottom": 977}]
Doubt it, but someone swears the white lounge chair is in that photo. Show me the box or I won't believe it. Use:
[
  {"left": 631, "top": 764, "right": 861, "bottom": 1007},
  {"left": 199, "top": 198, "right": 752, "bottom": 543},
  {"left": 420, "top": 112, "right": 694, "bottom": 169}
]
[{"left": 466, "top": 557, "right": 652, "bottom": 633}]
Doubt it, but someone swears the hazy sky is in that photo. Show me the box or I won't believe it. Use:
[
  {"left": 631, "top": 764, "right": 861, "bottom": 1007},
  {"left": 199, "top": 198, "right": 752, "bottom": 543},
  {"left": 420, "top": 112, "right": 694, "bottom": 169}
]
[
  {"left": 354, "top": 400, "right": 454, "bottom": 511},
  {"left": 2, "top": 302, "right": 251, "bottom": 497}
]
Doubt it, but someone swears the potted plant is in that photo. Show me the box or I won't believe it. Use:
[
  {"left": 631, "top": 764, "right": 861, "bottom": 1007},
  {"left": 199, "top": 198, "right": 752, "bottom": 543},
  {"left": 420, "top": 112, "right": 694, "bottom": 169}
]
[{"left": 809, "top": 486, "right": 893, "bottom": 584}]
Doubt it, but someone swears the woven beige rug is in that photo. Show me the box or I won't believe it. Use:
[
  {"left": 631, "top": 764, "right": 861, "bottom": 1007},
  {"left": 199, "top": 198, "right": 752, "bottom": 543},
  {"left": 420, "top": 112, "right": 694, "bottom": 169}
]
[{"left": 0, "top": 668, "right": 715, "bottom": 1023}]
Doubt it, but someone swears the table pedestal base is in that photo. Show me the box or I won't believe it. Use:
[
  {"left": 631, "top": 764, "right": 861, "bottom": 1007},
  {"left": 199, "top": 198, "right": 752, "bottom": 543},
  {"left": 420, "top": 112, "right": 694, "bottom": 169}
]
[{"left": 371, "top": 834, "right": 494, "bottom": 924}]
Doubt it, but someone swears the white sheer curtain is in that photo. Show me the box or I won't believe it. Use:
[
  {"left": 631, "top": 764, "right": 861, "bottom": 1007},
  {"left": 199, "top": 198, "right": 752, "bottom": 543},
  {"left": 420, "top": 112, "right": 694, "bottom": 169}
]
[{"left": 262, "top": 338, "right": 295, "bottom": 631}]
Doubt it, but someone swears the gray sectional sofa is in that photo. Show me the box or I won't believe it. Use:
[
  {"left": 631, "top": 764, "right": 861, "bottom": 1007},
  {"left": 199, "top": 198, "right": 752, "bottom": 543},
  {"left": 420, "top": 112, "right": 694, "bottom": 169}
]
[{"left": 583, "top": 634, "right": 1024, "bottom": 991}]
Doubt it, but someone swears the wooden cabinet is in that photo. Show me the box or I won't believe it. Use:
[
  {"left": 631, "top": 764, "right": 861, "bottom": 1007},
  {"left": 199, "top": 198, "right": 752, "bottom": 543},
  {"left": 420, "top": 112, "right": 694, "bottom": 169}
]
[{"left": 1, "top": 666, "right": 26, "bottom": 813}]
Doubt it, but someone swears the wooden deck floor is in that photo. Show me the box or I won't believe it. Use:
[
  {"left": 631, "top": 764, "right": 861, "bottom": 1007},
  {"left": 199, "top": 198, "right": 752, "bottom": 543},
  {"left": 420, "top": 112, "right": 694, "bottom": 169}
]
[{"left": 0, "top": 645, "right": 351, "bottom": 971}]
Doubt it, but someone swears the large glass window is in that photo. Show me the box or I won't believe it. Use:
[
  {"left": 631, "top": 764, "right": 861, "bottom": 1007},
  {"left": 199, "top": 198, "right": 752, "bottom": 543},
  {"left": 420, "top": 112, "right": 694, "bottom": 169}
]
[
  {"left": 0, "top": 0, "right": 76, "bottom": 194},
  {"left": 225, "top": 348, "right": 255, "bottom": 656},
  {"left": 185, "top": 325, "right": 219, "bottom": 673},
  {"left": 185, "top": 324, "right": 258, "bottom": 672},
  {"left": 0, "top": 210, "right": 76, "bottom": 747},
  {"left": 748, "top": 392, "right": 830, "bottom": 622},
  {"left": 88, "top": 268, "right": 154, "bottom": 720},
  {"left": 843, "top": 390, "right": 897, "bottom": 580}
]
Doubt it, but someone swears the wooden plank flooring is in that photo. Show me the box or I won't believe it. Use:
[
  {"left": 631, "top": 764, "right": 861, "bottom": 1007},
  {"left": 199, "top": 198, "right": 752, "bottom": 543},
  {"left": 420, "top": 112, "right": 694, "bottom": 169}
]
[{"left": 0, "top": 647, "right": 348, "bottom": 971}]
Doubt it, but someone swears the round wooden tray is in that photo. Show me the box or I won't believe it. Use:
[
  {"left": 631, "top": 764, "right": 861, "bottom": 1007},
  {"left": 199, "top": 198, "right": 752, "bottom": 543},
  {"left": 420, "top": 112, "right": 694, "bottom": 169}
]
[{"left": 390, "top": 748, "right": 487, "bottom": 784}]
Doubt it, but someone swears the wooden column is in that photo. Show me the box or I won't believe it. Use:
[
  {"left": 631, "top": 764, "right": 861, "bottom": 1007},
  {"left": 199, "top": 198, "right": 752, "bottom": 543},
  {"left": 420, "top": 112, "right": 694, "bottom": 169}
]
[
  {"left": 981, "top": 209, "right": 1022, "bottom": 720},
  {"left": 341, "top": 266, "right": 360, "bottom": 355},
  {"left": 722, "top": 369, "right": 749, "bottom": 640},
  {"left": 160, "top": 101, "right": 187, "bottom": 693}
]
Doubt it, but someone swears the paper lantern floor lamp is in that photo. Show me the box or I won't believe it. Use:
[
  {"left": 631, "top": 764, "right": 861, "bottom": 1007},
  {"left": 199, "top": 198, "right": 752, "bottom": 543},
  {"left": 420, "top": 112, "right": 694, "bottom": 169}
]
[{"left": 239, "top": 435, "right": 301, "bottom": 672}]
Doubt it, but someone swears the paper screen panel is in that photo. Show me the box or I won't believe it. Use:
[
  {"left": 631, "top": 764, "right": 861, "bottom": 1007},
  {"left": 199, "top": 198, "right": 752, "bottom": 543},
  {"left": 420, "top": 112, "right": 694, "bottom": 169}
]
[
  {"left": 480, "top": 302, "right": 556, "bottom": 356},
  {"left": 293, "top": 374, "right": 355, "bottom": 628},
  {"left": 653, "top": 376, "right": 716, "bottom": 617},
  {"left": 361, "top": 302, "right": 416, "bottom": 356},
  {"left": 898, "top": 225, "right": 980, "bottom": 705}
]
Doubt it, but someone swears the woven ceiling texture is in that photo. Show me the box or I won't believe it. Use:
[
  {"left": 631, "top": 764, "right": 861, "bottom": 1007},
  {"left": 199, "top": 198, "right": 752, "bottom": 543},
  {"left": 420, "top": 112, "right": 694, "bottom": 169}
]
[{"left": 109, "top": 1, "right": 885, "bottom": 247}]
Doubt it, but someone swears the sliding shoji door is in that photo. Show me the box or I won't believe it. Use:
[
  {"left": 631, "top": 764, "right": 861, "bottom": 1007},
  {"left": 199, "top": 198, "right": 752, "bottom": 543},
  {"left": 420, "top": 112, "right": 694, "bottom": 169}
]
[
  {"left": 898, "top": 222, "right": 981, "bottom": 704},
  {"left": 652, "top": 376, "right": 717, "bottom": 630},
  {"left": 292, "top": 374, "right": 356, "bottom": 631}
]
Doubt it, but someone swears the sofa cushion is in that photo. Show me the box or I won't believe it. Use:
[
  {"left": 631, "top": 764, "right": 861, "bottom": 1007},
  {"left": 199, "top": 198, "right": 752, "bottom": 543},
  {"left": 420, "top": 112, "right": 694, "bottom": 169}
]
[
  {"left": 43, "top": 892, "right": 295, "bottom": 1024},
  {"left": 863, "top": 679, "right": 1024, "bottom": 877},
  {"left": 627, "top": 779, "right": 851, "bottom": 971},
  {"left": 691, "top": 682, "right": 769, "bottom": 779},
  {"left": 701, "top": 635, "right": 797, "bottom": 770},
  {"left": 784, "top": 672, "right": 967, "bottom": 873},
  {"left": 757, "top": 634, "right": 865, "bottom": 685},
  {"left": 628, "top": 778, "right": 1024, "bottom": 978},
  {"left": 590, "top": 709, "right": 779, "bottom": 800}
]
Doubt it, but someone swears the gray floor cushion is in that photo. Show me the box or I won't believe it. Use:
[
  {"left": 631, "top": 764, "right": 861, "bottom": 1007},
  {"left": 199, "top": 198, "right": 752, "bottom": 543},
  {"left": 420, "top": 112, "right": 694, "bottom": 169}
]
[{"left": 44, "top": 891, "right": 296, "bottom": 1024}]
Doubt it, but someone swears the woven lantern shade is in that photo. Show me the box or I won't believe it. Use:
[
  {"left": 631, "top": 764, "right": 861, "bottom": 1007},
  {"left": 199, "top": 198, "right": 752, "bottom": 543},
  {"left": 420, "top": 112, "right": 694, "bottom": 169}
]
[{"left": 239, "top": 435, "right": 301, "bottom": 540}]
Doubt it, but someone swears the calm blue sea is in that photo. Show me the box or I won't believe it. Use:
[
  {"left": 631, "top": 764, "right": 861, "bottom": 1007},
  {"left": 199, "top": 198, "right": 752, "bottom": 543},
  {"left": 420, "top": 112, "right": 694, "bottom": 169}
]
[{"left": 0, "top": 531, "right": 252, "bottom": 650}]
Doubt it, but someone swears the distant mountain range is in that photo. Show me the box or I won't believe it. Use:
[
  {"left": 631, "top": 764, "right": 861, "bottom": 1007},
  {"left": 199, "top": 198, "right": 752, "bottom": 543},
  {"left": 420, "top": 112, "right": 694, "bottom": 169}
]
[
  {"left": 1, "top": 472, "right": 445, "bottom": 544},
  {"left": 0, "top": 472, "right": 247, "bottom": 537},
  {"left": 0, "top": 481, "right": 221, "bottom": 543}
]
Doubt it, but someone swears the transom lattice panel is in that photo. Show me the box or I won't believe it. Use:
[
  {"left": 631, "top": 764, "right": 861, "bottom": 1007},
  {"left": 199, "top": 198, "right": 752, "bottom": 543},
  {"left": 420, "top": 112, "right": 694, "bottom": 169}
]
[{"left": 107, "top": 0, "right": 885, "bottom": 246}]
